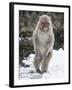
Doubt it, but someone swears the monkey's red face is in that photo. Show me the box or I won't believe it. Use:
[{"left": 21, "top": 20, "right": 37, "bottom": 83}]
[
  {"left": 38, "top": 15, "right": 51, "bottom": 32},
  {"left": 40, "top": 20, "right": 49, "bottom": 31},
  {"left": 41, "top": 20, "right": 49, "bottom": 27},
  {"left": 38, "top": 17, "right": 50, "bottom": 32}
]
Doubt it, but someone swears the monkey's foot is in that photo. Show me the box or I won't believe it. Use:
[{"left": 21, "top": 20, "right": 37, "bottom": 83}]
[
  {"left": 36, "top": 69, "right": 42, "bottom": 74},
  {"left": 41, "top": 71, "right": 47, "bottom": 74}
]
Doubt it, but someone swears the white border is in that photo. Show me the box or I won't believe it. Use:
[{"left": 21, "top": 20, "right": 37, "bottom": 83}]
[{"left": 14, "top": 4, "right": 69, "bottom": 86}]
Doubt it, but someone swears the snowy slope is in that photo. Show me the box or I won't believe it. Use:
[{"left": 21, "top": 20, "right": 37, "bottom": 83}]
[{"left": 19, "top": 48, "right": 64, "bottom": 80}]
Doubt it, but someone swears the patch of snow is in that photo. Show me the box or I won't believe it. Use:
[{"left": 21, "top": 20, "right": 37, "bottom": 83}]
[{"left": 19, "top": 48, "right": 64, "bottom": 80}]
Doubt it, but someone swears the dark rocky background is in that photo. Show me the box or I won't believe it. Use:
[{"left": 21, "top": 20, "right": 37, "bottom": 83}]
[{"left": 19, "top": 10, "right": 64, "bottom": 65}]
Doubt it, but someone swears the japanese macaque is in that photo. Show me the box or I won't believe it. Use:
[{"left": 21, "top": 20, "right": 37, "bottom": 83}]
[{"left": 32, "top": 15, "right": 54, "bottom": 74}]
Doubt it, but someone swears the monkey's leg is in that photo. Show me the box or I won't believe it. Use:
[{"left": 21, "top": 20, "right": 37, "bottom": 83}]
[
  {"left": 34, "top": 54, "right": 42, "bottom": 73},
  {"left": 41, "top": 51, "right": 53, "bottom": 73}
]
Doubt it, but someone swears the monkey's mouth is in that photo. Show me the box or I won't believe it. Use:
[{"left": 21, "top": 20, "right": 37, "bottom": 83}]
[
  {"left": 43, "top": 27, "right": 48, "bottom": 31},
  {"left": 41, "top": 22, "right": 49, "bottom": 31}
]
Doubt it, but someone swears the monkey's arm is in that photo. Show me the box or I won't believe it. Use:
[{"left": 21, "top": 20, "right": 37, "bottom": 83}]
[
  {"left": 32, "top": 30, "right": 39, "bottom": 54},
  {"left": 46, "top": 34, "right": 54, "bottom": 56}
]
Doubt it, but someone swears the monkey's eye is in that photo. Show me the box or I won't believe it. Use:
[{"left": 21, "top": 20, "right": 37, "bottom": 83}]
[
  {"left": 47, "top": 22, "right": 49, "bottom": 25},
  {"left": 46, "top": 22, "right": 49, "bottom": 26},
  {"left": 41, "top": 21, "right": 44, "bottom": 25},
  {"left": 41, "top": 21, "right": 49, "bottom": 27}
]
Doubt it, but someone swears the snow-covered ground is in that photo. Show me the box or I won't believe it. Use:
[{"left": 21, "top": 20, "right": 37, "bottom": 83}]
[{"left": 19, "top": 48, "right": 64, "bottom": 80}]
